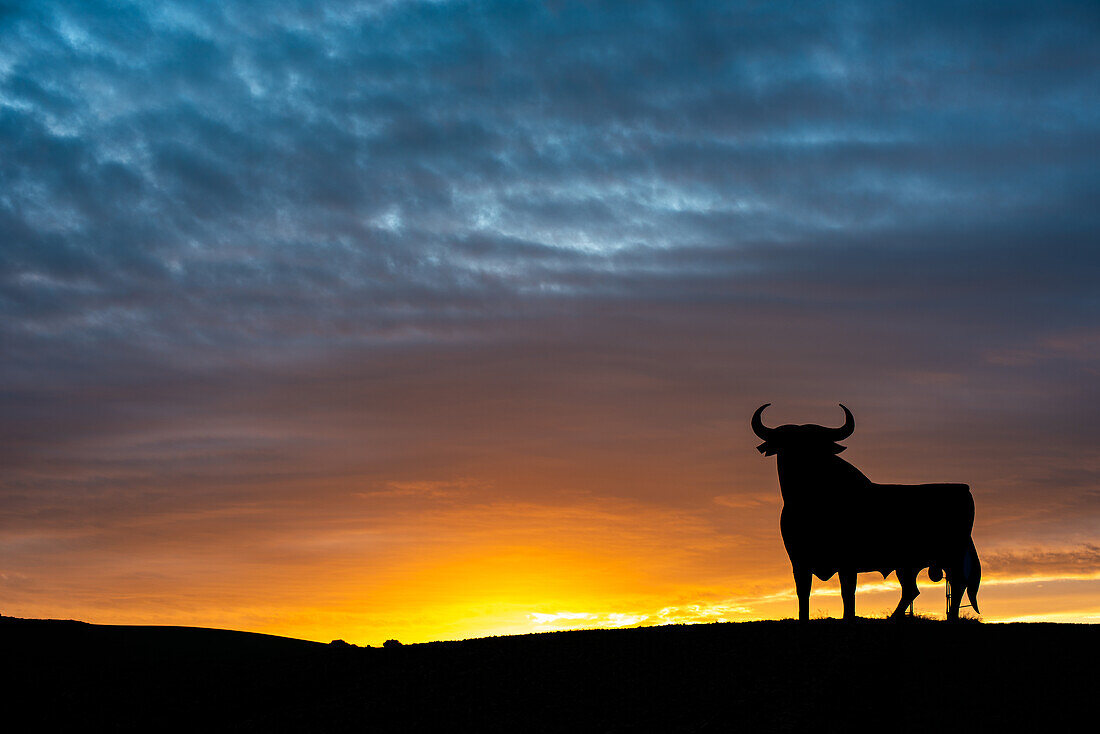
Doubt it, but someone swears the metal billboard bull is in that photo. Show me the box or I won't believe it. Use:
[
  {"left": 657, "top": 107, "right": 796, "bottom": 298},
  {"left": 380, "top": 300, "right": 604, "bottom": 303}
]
[{"left": 752, "top": 404, "right": 980, "bottom": 621}]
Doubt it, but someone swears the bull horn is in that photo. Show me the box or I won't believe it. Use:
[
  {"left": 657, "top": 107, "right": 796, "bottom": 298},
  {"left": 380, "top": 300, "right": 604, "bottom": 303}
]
[
  {"left": 825, "top": 404, "right": 855, "bottom": 440},
  {"left": 751, "top": 404, "right": 774, "bottom": 440}
]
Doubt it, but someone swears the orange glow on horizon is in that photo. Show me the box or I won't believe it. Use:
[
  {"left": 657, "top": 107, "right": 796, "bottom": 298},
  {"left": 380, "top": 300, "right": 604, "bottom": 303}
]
[
  {"left": 4, "top": 388, "right": 1097, "bottom": 645},
  {"left": 6, "top": 483, "right": 1099, "bottom": 644}
]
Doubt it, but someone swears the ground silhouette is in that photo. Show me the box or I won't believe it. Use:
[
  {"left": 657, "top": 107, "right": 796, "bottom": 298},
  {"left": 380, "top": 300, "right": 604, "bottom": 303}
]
[
  {"left": 753, "top": 403, "right": 981, "bottom": 621},
  {"left": 3, "top": 615, "right": 1095, "bottom": 731}
]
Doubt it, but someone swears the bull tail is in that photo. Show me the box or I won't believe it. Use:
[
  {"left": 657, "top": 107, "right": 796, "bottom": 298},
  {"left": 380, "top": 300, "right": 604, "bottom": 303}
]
[{"left": 964, "top": 537, "right": 981, "bottom": 614}]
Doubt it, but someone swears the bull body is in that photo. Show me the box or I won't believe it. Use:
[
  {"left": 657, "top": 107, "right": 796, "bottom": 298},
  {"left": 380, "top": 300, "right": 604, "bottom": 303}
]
[{"left": 754, "top": 404, "right": 981, "bottom": 621}]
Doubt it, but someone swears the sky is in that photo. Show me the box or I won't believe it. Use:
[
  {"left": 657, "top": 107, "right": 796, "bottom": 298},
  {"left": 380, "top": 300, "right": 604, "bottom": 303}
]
[{"left": 2, "top": 0, "right": 1099, "bottom": 644}]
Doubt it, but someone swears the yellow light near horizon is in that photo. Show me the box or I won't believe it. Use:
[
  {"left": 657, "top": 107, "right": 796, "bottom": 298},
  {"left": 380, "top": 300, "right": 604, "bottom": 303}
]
[
  {"left": 329, "top": 544, "right": 649, "bottom": 644},
  {"left": 5, "top": 474, "right": 1098, "bottom": 645},
  {"left": 7, "top": 564, "right": 1100, "bottom": 645}
]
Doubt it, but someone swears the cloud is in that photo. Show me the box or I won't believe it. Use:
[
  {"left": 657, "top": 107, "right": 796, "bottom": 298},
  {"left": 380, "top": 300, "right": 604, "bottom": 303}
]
[
  {"left": 1, "top": 0, "right": 1099, "bottom": 637},
  {"left": 982, "top": 544, "right": 1100, "bottom": 579},
  {"left": 3, "top": 1, "right": 1098, "bottom": 345}
]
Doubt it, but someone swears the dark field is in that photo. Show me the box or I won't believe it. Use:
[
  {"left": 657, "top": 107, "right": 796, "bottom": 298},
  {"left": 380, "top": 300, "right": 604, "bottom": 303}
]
[{"left": 3, "top": 615, "right": 1094, "bottom": 732}]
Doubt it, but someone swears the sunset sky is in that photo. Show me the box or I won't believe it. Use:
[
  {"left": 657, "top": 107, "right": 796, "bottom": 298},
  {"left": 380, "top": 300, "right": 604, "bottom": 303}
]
[{"left": 2, "top": 1, "right": 1099, "bottom": 644}]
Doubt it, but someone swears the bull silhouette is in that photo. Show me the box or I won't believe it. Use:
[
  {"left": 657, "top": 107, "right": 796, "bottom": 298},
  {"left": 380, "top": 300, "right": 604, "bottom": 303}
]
[{"left": 752, "top": 404, "right": 981, "bottom": 621}]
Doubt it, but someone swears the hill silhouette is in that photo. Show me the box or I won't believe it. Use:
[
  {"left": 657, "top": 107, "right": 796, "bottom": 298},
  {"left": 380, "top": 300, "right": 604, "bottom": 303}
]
[{"left": 3, "top": 614, "right": 1095, "bottom": 731}]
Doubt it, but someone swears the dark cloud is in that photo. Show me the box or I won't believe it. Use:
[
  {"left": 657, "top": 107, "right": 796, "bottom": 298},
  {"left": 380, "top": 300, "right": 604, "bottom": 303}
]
[{"left": 983, "top": 544, "right": 1100, "bottom": 578}]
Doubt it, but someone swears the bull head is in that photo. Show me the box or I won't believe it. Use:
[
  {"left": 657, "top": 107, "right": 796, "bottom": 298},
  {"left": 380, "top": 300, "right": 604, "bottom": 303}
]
[{"left": 751, "top": 403, "right": 855, "bottom": 456}]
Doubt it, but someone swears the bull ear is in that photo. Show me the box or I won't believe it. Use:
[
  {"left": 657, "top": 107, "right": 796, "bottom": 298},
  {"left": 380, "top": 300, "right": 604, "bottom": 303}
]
[
  {"left": 757, "top": 441, "right": 774, "bottom": 455},
  {"left": 829, "top": 443, "right": 847, "bottom": 454}
]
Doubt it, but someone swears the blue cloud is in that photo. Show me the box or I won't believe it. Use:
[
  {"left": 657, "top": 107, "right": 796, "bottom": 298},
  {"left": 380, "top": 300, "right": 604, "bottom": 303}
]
[{"left": 1, "top": 0, "right": 1099, "bottom": 546}]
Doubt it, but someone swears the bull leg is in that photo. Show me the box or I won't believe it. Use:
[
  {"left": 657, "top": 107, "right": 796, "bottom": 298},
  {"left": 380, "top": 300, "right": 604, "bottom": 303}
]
[
  {"left": 890, "top": 568, "right": 920, "bottom": 620},
  {"left": 793, "top": 565, "right": 812, "bottom": 622},
  {"left": 947, "top": 566, "right": 963, "bottom": 621},
  {"left": 840, "top": 570, "right": 857, "bottom": 621}
]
